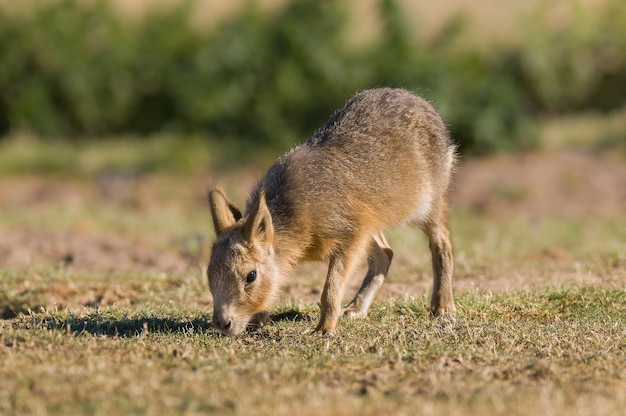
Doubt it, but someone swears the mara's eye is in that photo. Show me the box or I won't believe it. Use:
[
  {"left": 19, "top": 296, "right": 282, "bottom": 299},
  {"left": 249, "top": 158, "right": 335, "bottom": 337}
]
[{"left": 245, "top": 270, "right": 257, "bottom": 286}]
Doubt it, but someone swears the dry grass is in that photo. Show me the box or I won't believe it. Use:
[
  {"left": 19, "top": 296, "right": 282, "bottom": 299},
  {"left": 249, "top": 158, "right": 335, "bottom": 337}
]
[{"left": 2, "top": 286, "right": 625, "bottom": 416}]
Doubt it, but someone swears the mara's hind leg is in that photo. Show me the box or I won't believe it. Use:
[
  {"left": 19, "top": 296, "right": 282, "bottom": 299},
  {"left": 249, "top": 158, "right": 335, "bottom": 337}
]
[
  {"left": 344, "top": 232, "right": 393, "bottom": 318},
  {"left": 421, "top": 201, "right": 456, "bottom": 316}
]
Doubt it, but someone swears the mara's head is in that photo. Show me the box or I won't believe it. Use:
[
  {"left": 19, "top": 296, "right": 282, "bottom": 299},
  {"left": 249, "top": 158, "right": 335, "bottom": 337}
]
[{"left": 207, "top": 189, "right": 279, "bottom": 336}]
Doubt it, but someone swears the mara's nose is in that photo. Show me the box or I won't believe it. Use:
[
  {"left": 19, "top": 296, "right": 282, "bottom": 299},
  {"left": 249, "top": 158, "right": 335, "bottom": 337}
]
[{"left": 213, "top": 317, "right": 232, "bottom": 332}]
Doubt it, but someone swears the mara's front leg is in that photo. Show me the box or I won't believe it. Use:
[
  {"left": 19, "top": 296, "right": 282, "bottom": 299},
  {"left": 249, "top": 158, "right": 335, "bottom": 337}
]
[
  {"left": 248, "top": 311, "right": 270, "bottom": 330},
  {"left": 316, "top": 241, "right": 368, "bottom": 335}
]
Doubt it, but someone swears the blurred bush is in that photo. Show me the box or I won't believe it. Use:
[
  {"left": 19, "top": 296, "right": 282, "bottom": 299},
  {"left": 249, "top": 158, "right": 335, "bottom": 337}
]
[
  {"left": 0, "top": 0, "right": 624, "bottom": 154},
  {"left": 520, "top": 0, "right": 626, "bottom": 114}
]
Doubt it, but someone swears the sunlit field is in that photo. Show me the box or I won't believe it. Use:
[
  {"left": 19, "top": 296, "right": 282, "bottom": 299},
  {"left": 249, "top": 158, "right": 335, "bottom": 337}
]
[{"left": 0, "top": 1, "right": 624, "bottom": 415}]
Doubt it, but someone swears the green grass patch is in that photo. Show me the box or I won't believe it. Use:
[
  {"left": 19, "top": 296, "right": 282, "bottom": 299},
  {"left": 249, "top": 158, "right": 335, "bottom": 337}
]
[{"left": 0, "top": 134, "right": 277, "bottom": 177}]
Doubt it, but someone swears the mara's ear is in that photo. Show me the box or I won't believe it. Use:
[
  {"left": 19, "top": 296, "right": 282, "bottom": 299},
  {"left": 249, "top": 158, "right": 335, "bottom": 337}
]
[
  {"left": 243, "top": 190, "right": 274, "bottom": 246},
  {"left": 208, "top": 189, "right": 242, "bottom": 236}
]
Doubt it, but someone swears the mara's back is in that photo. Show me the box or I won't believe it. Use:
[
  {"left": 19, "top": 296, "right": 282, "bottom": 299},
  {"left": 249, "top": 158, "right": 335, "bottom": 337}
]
[
  {"left": 208, "top": 87, "right": 457, "bottom": 335},
  {"left": 249, "top": 88, "right": 455, "bottom": 242}
]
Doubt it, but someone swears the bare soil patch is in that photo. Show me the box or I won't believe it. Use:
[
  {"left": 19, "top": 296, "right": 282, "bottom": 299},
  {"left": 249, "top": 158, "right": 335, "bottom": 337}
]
[{"left": 451, "top": 151, "right": 626, "bottom": 219}]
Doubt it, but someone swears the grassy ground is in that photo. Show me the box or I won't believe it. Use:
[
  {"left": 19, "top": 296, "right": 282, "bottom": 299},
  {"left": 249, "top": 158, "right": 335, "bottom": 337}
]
[
  {"left": 1, "top": 136, "right": 625, "bottom": 415},
  {"left": 2, "top": 288, "right": 625, "bottom": 415}
]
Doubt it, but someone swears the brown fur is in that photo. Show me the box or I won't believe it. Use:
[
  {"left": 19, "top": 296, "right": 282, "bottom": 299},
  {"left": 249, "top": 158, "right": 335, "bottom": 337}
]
[{"left": 208, "top": 88, "right": 456, "bottom": 336}]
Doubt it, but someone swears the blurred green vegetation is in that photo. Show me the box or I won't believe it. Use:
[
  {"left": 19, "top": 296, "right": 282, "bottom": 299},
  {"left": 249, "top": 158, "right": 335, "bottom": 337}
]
[{"left": 0, "top": 0, "right": 624, "bottom": 154}]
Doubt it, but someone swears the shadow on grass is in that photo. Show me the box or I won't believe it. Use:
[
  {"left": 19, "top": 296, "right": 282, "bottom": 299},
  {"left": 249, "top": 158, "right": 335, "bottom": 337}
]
[
  {"left": 42, "top": 314, "right": 214, "bottom": 338},
  {"left": 36, "top": 308, "right": 314, "bottom": 338},
  {"left": 271, "top": 308, "right": 315, "bottom": 323}
]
